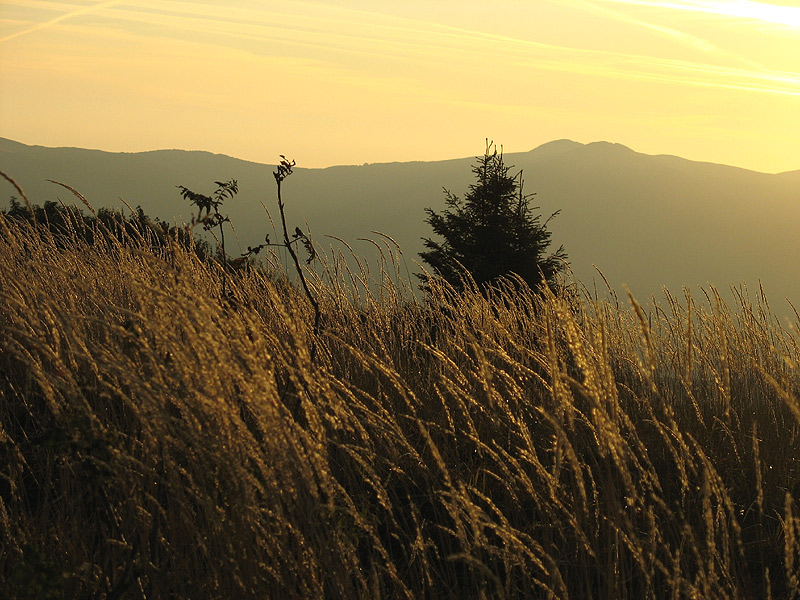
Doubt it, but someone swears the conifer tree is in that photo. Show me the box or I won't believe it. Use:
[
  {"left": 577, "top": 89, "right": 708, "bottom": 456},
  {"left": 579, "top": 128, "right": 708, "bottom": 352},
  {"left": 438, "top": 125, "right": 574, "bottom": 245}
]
[{"left": 420, "top": 141, "right": 567, "bottom": 292}]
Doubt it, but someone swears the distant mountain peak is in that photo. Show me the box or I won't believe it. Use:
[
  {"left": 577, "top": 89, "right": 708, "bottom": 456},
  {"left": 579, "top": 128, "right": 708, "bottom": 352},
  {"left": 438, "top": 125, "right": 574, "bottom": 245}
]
[
  {"left": 526, "top": 139, "right": 636, "bottom": 159},
  {"left": 2, "top": 136, "right": 799, "bottom": 319},
  {"left": 585, "top": 141, "right": 635, "bottom": 153},
  {"left": 528, "top": 139, "right": 584, "bottom": 156}
]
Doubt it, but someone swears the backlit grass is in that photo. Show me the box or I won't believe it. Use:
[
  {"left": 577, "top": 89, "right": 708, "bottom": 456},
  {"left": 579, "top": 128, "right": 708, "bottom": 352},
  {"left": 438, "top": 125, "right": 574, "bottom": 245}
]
[{"left": 1, "top": 211, "right": 799, "bottom": 598}]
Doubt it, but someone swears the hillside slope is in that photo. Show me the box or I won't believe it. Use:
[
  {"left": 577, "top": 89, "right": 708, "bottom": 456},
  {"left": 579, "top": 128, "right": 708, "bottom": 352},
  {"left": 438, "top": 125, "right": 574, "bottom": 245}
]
[{"left": 2, "top": 137, "right": 798, "bottom": 315}]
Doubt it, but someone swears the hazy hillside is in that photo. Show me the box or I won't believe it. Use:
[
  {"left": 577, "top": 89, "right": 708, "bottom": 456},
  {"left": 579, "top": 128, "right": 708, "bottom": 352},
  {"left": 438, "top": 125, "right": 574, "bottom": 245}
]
[{"left": 2, "top": 137, "right": 798, "bottom": 316}]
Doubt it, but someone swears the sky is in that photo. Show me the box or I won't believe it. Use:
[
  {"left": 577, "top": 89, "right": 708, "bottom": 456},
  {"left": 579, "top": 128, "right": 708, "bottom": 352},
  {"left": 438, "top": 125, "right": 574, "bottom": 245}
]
[{"left": 1, "top": 0, "right": 799, "bottom": 172}]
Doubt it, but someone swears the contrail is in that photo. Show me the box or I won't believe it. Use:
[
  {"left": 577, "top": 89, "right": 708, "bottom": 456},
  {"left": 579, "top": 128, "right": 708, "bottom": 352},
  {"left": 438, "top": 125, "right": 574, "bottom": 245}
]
[{"left": 0, "top": 0, "right": 124, "bottom": 44}]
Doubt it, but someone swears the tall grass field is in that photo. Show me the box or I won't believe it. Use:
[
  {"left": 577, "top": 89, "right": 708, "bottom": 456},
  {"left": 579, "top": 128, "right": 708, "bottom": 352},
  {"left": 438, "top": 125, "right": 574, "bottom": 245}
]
[{"left": 1, "top": 196, "right": 799, "bottom": 599}]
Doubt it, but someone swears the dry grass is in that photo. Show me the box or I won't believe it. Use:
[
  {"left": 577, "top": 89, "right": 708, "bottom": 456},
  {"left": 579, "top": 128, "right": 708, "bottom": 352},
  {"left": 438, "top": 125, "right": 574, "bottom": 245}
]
[{"left": 1, "top": 212, "right": 799, "bottom": 599}]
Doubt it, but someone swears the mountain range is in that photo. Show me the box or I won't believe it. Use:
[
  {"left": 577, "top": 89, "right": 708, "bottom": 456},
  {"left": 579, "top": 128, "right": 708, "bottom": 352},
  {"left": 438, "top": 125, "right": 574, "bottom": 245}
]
[{"left": 2, "top": 137, "right": 799, "bottom": 318}]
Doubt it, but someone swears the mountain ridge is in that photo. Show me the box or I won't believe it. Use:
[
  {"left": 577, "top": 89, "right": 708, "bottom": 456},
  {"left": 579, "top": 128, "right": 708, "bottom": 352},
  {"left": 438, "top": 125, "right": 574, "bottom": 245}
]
[
  {"left": 2, "top": 137, "right": 798, "bottom": 317},
  {"left": 4, "top": 136, "right": 789, "bottom": 175}
]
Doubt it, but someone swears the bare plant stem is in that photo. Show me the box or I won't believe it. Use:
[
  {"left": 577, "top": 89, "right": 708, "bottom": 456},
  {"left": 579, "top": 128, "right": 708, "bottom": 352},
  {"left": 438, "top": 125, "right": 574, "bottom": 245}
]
[
  {"left": 216, "top": 207, "right": 229, "bottom": 299},
  {"left": 275, "top": 173, "right": 321, "bottom": 361}
]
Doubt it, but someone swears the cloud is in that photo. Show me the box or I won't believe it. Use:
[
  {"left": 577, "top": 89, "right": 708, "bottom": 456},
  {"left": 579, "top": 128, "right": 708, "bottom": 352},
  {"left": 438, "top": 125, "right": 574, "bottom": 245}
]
[
  {"left": 0, "top": 0, "right": 125, "bottom": 44},
  {"left": 3, "top": 0, "right": 797, "bottom": 100},
  {"left": 567, "top": 0, "right": 722, "bottom": 53},
  {"left": 596, "top": 0, "right": 800, "bottom": 28}
]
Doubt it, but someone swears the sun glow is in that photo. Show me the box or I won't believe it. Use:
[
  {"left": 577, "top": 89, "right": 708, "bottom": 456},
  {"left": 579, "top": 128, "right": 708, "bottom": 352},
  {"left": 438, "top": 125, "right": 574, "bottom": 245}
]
[
  {"left": 600, "top": 0, "right": 800, "bottom": 28},
  {"left": 0, "top": 0, "right": 798, "bottom": 172}
]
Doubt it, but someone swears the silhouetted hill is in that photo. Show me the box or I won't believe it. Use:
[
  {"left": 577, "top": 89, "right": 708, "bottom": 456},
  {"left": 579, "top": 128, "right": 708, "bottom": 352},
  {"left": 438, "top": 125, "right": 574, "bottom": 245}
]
[
  {"left": 2, "top": 137, "right": 798, "bottom": 316},
  {"left": 527, "top": 139, "right": 584, "bottom": 157}
]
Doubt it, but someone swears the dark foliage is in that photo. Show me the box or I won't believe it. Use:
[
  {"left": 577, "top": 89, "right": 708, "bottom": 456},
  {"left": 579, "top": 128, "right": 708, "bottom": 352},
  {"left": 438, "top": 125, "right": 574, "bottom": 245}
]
[
  {"left": 419, "top": 142, "right": 567, "bottom": 292},
  {"left": 2, "top": 197, "right": 212, "bottom": 260},
  {"left": 177, "top": 179, "right": 239, "bottom": 297}
]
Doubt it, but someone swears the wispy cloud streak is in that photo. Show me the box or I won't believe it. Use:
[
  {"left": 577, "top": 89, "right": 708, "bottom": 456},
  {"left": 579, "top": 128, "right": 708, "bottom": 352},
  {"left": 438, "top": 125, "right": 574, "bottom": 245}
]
[
  {"left": 570, "top": 0, "right": 722, "bottom": 52},
  {"left": 3, "top": 1, "right": 798, "bottom": 98},
  {"left": 0, "top": 0, "right": 124, "bottom": 44},
  {"left": 60, "top": 0, "right": 796, "bottom": 98},
  {"left": 598, "top": 0, "right": 800, "bottom": 27}
]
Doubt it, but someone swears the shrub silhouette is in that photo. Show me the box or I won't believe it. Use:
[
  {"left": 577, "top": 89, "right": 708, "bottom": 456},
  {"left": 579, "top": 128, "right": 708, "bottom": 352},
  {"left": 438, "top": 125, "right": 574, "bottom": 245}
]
[
  {"left": 178, "top": 158, "right": 321, "bottom": 358},
  {"left": 3, "top": 196, "right": 212, "bottom": 260},
  {"left": 178, "top": 179, "right": 239, "bottom": 298}
]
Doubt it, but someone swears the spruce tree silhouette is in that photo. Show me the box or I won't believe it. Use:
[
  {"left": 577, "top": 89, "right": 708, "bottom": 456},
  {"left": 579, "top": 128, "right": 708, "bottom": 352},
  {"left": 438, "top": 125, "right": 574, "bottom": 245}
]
[{"left": 419, "top": 141, "right": 567, "bottom": 293}]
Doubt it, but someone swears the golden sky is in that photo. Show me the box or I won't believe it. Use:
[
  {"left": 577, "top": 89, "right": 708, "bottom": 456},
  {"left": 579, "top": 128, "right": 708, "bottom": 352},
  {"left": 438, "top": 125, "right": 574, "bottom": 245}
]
[{"left": 1, "top": 0, "right": 798, "bottom": 172}]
